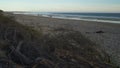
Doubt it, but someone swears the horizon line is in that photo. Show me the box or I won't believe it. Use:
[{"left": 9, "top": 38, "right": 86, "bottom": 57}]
[{"left": 5, "top": 10, "right": 120, "bottom": 13}]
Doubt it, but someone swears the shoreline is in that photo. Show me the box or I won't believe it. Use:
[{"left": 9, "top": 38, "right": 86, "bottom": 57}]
[
  {"left": 13, "top": 14, "right": 120, "bottom": 67},
  {"left": 18, "top": 13, "right": 120, "bottom": 25},
  {"left": 13, "top": 12, "right": 120, "bottom": 24}
]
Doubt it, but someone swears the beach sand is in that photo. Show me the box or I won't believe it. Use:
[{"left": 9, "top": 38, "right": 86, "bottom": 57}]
[{"left": 13, "top": 14, "right": 120, "bottom": 66}]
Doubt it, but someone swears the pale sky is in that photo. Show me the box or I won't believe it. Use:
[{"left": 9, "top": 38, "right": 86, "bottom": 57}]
[{"left": 0, "top": 0, "right": 120, "bottom": 12}]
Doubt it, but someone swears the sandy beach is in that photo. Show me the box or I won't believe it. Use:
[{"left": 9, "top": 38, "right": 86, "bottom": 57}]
[{"left": 13, "top": 14, "right": 120, "bottom": 66}]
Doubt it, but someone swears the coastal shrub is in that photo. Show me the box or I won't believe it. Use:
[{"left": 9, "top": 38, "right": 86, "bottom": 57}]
[
  {"left": 0, "top": 10, "right": 3, "bottom": 12},
  {"left": 0, "top": 10, "right": 3, "bottom": 14},
  {"left": 0, "top": 10, "right": 3, "bottom": 15}
]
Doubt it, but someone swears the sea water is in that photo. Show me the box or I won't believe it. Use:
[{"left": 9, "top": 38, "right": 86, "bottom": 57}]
[{"left": 14, "top": 12, "right": 120, "bottom": 24}]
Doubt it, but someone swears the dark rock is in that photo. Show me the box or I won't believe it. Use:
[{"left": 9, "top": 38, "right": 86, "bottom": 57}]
[{"left": 96, "top": 30, "right": 104, "bottom": 33}]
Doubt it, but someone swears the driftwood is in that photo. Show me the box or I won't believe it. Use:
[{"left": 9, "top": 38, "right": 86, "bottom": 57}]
[
  {"left": 9, "top": 41, "right": 33, "bottom": 65},
  {"left": 8, "top": 41, "right": 49, "bottom": 67}
]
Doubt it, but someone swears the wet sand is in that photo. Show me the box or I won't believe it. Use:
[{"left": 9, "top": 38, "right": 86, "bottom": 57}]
[{"left": 13, "top": 14, "right": 120, "bottom": 66}]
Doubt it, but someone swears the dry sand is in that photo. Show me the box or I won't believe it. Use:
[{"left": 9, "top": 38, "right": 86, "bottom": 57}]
[{"left": 13, "top": 14, "right": 120, "bottom": 66}]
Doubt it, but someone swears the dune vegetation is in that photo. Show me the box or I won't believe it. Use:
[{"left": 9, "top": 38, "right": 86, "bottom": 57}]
[{"left": 0, "top": 10, "right": 117, "bottom": 68}]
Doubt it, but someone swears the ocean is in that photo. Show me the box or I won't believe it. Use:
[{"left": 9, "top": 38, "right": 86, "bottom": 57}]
[{"left": 13, "top": 12, "right": 120, "bottom": 24}]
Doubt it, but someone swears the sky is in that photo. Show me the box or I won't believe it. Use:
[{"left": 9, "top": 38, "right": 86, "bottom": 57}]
[{"left": 0, "top": 0, "right": 120, "bottom": 12}]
